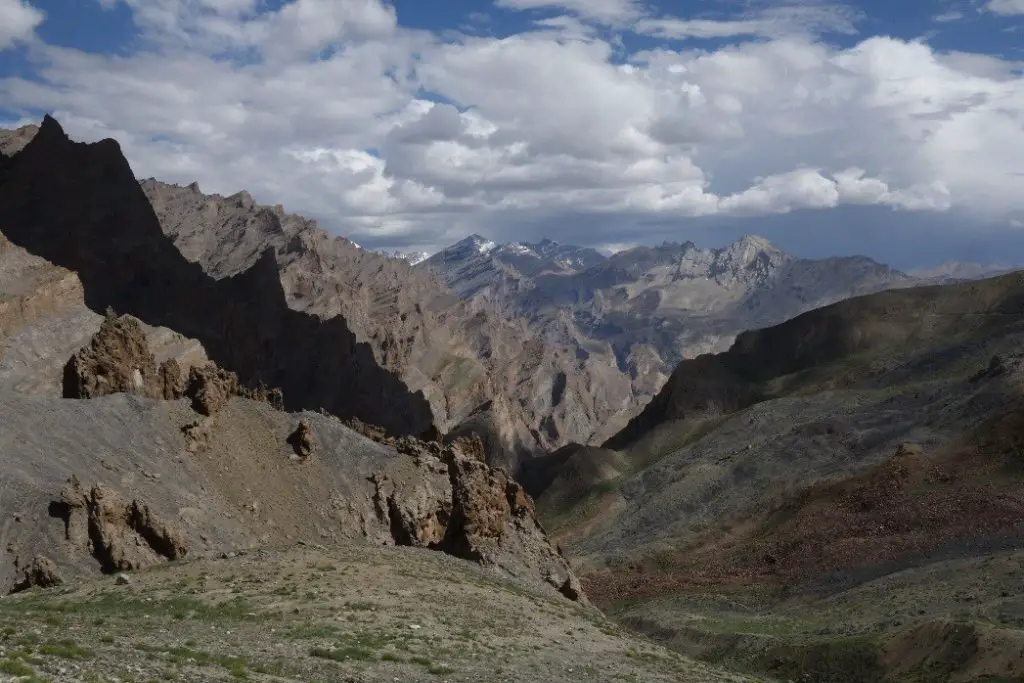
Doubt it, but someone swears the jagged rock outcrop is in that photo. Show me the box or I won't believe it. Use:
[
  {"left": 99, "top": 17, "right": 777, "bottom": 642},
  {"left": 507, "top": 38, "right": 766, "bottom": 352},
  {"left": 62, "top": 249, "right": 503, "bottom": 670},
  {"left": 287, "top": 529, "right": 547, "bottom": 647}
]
[
  {"left": 356, "top": 428, "right": 587, "bottom": 603},
  {"left": 11, "top": 555, "right": 62, "bottom": 593},
  {"left": 63, "top": 310, "right": 168, "bottom": 399},
  {"left": 63, "top": 311, "right": 281, "bottom": 417},
  {"left": 52, "top": 477, "right": 187, "bottom": 573},
  {"left": 0, "top": 116, "right": 434, "bottom": 437},
  {"left": 184, "top": 363, "right": 239, "bottom": 416}
]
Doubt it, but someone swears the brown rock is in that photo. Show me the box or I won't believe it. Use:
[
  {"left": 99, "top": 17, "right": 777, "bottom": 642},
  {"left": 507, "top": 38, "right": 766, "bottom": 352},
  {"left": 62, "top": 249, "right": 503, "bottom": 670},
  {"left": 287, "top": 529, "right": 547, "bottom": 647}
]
[
  {"left": 11, "top": 555, "right": 62, "bottom": 593},
  {"left": 185, "top": 363, "right": 239, "bottom": 416},
  {"left": 53, "top": 478, "right": 187, "bottom": 573},
  {"left": 287, "top": 419, "right": 319, "bottom": 459},
  {"left": 360, "top": 425, "right": 587, "bottom": 603},
  {"left": 63, "top": 310, "right": 162, "bottom": 399},
  {"left": 158, "top": 358, "right": 186, "bottom": 399}
]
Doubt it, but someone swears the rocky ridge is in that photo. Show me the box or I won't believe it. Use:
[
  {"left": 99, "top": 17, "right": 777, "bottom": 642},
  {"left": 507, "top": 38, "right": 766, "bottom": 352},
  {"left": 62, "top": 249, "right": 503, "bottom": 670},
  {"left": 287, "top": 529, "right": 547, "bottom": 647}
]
[
  {"left": 0, "top": 116, "right": 434, "bottom": 437},
  {"left": 422, "top": 232, "right": 919, "bottom": 387},
  {"left": 138, "top": 167, "right": 639, "bottom": 466},
  {"left": 2, "top": 309, "right": 583, "bottom": 602}
]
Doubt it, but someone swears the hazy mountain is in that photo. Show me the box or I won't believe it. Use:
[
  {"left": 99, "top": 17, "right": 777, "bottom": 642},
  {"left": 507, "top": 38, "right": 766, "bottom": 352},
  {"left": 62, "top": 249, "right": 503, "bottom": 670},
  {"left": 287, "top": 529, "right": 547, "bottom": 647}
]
[
  {"left": 421, "top": 232, "right": 918, "bottom": 375},
  {"left": 383, "top": 249, "right": 433, "bottom": 265},
  {"left": 907, "top": 261, "right": 1018, "bottom": 283}
]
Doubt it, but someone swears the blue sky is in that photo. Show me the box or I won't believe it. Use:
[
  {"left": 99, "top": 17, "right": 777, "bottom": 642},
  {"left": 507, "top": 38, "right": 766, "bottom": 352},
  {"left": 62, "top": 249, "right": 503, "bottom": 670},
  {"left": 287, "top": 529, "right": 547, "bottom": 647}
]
[{"left": 0, "top": 0, "right": 1022, "bottom": 268}]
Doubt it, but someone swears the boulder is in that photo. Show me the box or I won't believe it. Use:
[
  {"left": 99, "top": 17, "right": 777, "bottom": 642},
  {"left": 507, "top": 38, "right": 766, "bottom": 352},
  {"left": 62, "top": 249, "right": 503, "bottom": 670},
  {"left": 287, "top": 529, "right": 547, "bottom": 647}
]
[
  {"left": 63, "top": 310, "right": 162, "bottom": 399},
  {"left": 11, "top": 555, "right": 62, "bottom": 593},
  {"left": 287, "top": 419, "right": 319, "bottom": 459}
]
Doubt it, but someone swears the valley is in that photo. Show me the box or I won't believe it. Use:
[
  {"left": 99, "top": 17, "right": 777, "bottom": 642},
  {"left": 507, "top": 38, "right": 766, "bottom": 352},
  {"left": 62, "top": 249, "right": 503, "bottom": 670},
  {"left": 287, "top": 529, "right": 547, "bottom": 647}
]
[
  {"left": 526, "top": 272, "right": 1024, "bottom": 681},
  {"left": 2, "top": 117, "right": 1023, "bottom": 683}
]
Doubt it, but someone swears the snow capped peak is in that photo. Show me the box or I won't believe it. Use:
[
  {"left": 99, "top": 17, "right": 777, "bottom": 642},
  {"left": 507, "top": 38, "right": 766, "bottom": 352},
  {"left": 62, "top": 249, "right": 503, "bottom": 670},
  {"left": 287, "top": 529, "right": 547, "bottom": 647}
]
[
  {"left": 404, "top": 251, "right": 432, "bottom": 266},
  {"left": 502, "top": 243, "right": 538, "bottom": 257},
  {"left": 730, "top": 234, "right": 779, "bottom": 254},
  {"left": 474, "top": 237, "right": 498, "bottom": 254},
  {"left": 375, "top": 248, "right": 433, "bottom": 265},
  {"left": 452, "top": 234, "right": 498, "bottom": 255},
  {"left": 393, "top": 250, "right": 431, "bottom": 265}
]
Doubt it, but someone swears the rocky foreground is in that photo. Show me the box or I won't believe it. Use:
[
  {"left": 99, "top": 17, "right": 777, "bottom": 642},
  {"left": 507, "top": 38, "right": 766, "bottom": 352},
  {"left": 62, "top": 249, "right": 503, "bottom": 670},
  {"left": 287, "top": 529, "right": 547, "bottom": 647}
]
[
  {"left": 0, "top": 544, "right": 757, "bottom": 683},
  {"left": 2, "top": 308, "right": 586, "bottom": 605}
]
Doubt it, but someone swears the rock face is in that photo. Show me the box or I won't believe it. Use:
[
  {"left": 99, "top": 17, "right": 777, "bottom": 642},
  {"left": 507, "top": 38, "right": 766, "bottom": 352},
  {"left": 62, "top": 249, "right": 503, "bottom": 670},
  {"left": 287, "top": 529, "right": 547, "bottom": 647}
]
[
  {"left": 184, "top": 363, "right": 241, "bottom": 416},
  {"left": 138, "top": 178, "right": 639, "bottom": 466},
  {"left": 358, "top": 430, "right": 587, "bottom": 603},
  {"left": 63, "top": 311, "right": 280, "bottom": 417},
  {"left": 0, "top": 116, "right": 434, "bottom": 438},
  {"left": 0, "top": 124, "right": 38, "bottom": 158},
  {"left": 53, "top": 477, "right": 187, "bottom": 573}
]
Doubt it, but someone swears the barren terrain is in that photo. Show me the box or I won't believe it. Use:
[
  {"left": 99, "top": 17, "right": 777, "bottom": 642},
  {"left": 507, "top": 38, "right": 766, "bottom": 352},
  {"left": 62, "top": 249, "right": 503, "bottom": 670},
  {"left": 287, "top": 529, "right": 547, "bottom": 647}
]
[{"left": 0, "top": 545, "right": 759, "bottom": 683}]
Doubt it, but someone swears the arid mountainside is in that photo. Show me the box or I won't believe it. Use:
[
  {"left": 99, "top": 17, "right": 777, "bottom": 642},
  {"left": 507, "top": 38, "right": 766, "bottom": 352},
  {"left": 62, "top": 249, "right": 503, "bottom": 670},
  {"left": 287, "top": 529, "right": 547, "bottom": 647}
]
[
  {"left": 0, "top": 232, "right": 208, "bottom": 397},
  {"left": 1, "top": 309, "right": 584, "bottom": 602},
  {"left": 422, "top": 233, "right": 917, "bottom": 381},
  {"left": 139, "top": 171, "right": 643, "bottom": 466},
  {"left": 0, "top": 116, "right": 433, "bottom": 437},
  {"left": 0, "top": 117, "right": 756, "bottom": 683},
  {"left": 526, "top": 270, "right": 1024, "bottom": 682},
  {"left": 0, "top": 116, "right": 597, "bottom": 607}
]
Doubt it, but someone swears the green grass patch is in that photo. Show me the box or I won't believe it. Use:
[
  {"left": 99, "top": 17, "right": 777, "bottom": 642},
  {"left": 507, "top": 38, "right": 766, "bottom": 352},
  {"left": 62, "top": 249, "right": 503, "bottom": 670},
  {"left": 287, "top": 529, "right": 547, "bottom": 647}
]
[
  {"left": 38, "top": 639, "right": 95, "bottom": 660},
  {"left": 426, "top": 662, "right": 455, "bottom": 675},
  {"left": 0, "top": 657, "right": 36, "bottom": 677}
]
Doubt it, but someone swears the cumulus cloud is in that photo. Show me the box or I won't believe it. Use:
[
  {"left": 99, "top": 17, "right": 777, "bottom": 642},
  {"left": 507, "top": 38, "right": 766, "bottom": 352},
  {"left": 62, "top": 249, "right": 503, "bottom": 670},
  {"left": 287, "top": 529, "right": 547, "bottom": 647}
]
[
  {"left": 0, "top": 0, "right": 44, "bottom": 49},
  {"left": 634, "top": 3, "right": 860, "bottom": 40},
  {"left": 986, "top": 0, "right": 1024, "bottom": 15},
  {"left": 0, "top": 0, "right": 1021, "bottom": 255},
  {"left": 494, "top": 0, "right": 646, "bottom": 24}
]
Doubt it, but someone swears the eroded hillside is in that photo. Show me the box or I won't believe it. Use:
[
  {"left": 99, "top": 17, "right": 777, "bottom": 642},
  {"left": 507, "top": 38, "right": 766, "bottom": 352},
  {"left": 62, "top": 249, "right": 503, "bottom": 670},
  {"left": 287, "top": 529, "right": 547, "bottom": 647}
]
[{"left": 528, "top": 270, "right": 1024, "bottom": 681}]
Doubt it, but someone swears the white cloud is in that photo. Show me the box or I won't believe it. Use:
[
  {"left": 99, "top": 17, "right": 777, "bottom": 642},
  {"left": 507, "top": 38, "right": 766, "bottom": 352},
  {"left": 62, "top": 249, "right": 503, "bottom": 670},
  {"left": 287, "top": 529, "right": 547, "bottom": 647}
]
[
  {"left": 96, "top": 0, "right": 397, "bottom": 57},
  {"left": 1, "top": 1, "right": 1021, "bottom": 252},
  {"left": 494, "top": 0, "right": 645, "bottom": 24},
  {"left": 634, "top": 4, "right": 860, "bottom": 40},
  {"left": 717, "top": 168, "right": 951, "bottom": 215},
  {"left": 933, "top": 10, "right": 964, "bottom": 22},
  {"left": 597, "top": 241, "right": 639, "bottom": 254},
  {"left": 0, "top": 0, "right": 44, "bottom": 49},
  {"left": 986, "top": 0, "right": 1024, "bottom": 15}
]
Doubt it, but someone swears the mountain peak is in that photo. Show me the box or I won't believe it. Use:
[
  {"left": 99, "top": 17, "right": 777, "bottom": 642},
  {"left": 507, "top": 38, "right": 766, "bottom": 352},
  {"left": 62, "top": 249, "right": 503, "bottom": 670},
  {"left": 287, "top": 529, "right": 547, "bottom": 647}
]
[
  {"left": 452, "top": 234, "right": 498, "bottom": 254},
  {"left": 731, "top": 234, "right": 780, "bottom": 252}
]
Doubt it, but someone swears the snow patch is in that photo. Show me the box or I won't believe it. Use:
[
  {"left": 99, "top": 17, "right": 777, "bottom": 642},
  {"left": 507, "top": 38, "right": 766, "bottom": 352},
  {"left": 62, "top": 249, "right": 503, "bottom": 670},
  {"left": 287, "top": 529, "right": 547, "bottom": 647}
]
[{"left": 503, "top": 243, "right": 537, "bottom": 256}]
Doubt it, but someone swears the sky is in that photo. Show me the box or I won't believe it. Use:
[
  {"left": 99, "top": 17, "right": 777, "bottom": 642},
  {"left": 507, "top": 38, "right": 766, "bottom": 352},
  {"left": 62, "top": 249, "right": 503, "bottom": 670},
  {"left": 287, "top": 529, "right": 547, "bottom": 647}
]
[{"left": 0, "top": 0, "right": 1022, "bottom": 268}]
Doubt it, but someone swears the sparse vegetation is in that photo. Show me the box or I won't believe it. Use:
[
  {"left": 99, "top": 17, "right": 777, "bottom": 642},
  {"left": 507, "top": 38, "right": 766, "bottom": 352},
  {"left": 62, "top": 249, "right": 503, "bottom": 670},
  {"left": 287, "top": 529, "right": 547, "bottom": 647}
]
[{"left": 0, "top": 545, "right": 744, "bottom": 682}]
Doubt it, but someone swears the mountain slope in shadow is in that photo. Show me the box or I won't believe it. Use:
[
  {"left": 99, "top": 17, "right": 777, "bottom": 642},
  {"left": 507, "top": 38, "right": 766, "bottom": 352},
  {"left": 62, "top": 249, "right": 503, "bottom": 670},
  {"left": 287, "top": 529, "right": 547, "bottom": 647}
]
[{"left": 0, "top": 115, "right": 433, "bottom": 436}]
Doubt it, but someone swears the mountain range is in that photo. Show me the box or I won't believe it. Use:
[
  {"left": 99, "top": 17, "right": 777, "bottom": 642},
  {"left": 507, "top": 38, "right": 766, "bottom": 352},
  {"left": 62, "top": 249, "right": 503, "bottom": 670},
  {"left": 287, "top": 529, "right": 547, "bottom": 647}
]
[
  {"left": 416, "top": 232, "right": 944, "bottom": 441},
  {"left": 4, "top": 117, "right": 1024, "bottom": 683}
]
